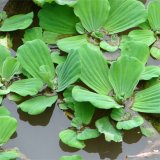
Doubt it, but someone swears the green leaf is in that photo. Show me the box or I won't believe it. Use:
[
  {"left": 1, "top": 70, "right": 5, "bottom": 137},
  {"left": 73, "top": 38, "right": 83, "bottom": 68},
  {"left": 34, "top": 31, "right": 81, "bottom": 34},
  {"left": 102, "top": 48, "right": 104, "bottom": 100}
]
[
  {"left": 150, "top": 40, "right": 160, "bottom": 60},
  {"left": 43, "top": 31, "right": 61, "bottom": 44},
  {"left": 59, "top": 155, "right": 83, "bottom": 160},
  {"left": 59, "top": 129, "right": 85, "bottom": 149},
  {"left": 0, "top": 12, "right": 33, "bottom": 31},
  {"left": 122, "top": 30, "right": 156, "bottom": 46},
  {"left": 100, "top": 41, "right": 118, "bottom": 52},
  {"left": 74, "top": 102, "right": 95, "bottom": 125},
  {"left": 0, "top": 45, "right": 10, "bottom": 75},
  {"left": 77, "top": 128, "right": 100, "bottom": 140},
  {"left": 74, "top": 0, "right": 110, "bottom": 32},
  {"left": 109, "top": 56, "right": 144, "bottom": 100},
  {"left": 9, "top": 78, "right": 43, "bottom": 96},
  {"left": 105, "top": 0, "right": 146, "bottom": 34},
  {"left": 111, "top": 108, "right": 126, "bottom": 122},
  {"left": 78, "top": 44, "right": 112, "bottom": 95},
  {"left": 57, "top": 35, "right": 88, "bottom": 53},
  {"left": 7, "top": 93, "right": 23, "bottom": 102},
  {"left": 56, "top": 0, "right": 78, "bottom": 6},
  {"left": 32, "top": 0, "right": 54, "bottom": 6},
  {"left": 17, "top": 39, "right": 55, "bottom": 87},
  {"left": 0, "top": 89, "right": 10, "bottom": 96},
  {"left": 18, "top": 95, "right": 57, "bottom": 115},
  {"left": 95, "top": 116, "right": 122, "bottom": 142},
  {"left": 132, "top": 83, "right": 160, "bottom": 113},
  {"left": 148, "top": 0, "right": 160, "bottom": 31},
  {"left": 2, "top": 57, "right": 20, "bottom": 81},
  {"left": 140, "top": 126, "right": 157, "bottom": 137},
  {"left": 38, "top": 3, "right": 78, "bottom": 34},
  {"left": 0, "top": 107, "right": 10, "bottom": 116},
  {"left": 72, "top": 86, "right": 122, "bottom": 109},
  {"left": 23, "top": 27, "right": 43, "bottom": 42},
  {"left": 140, "top": 66, "right": 160, "bottom": 80},
  {"left": 51, "top": 52, "right": 66, "bottom": 64},
  {"left": 0, "top": 116, "right": 17, "bottom": 146},
  {"left": 57, "top": 51, "right": 81, "bottom": 91},
  {"left": 76, "top": 22, "right": 85, "bottom": 34},
  {"left": 120, "top": 41, "right": 150, "bottom": 64},
  {"left": 116, "top": 116, "right": 144, "bottom": 130},
  {"left": 0, "top": 148, "right": 21, "bottom": 160}
]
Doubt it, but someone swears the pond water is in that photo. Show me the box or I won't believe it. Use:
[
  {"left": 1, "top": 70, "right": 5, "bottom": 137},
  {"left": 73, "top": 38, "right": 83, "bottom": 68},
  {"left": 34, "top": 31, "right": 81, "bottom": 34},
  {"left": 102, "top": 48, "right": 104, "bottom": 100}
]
[{"left": 1, "top": 0, "right": 160, "bottom": 160}]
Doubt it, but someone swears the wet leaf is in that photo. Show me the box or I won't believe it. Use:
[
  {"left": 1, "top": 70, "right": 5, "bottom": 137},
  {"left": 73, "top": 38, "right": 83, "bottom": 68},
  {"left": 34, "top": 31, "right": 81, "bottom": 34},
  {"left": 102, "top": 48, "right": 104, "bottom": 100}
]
[
  {"left": 95, "top": 116, "right": 122, "bottom": 142},
  {"left": 59, "top": 155, "right": 83, "bottom": 160},
  {"left": 74, "top": 0, "right": 110, "bottom": 32},
  {"left": 18, "top": 96, "right": 57, "bottom": 115},
  {"left": 9, "top": 78, "right": 43, "bottom": 96},
  {"left": 59, "top": 129, "right": 85, "bottom": 149},
  {"left": 0, "top": 12, "right": 33, "bottom": 31}
]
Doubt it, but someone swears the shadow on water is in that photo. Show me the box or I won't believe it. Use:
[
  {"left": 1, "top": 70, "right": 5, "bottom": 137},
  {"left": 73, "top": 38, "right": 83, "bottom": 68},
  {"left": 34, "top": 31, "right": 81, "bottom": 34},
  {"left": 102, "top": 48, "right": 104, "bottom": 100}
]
[{"left": 2, "top": 0, "right": 160, "bottom": 160}]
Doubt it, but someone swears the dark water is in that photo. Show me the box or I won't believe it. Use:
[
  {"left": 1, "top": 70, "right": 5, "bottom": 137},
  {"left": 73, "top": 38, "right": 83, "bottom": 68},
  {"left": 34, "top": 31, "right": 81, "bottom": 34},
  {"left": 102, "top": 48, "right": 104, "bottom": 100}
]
[{"left": 2, "top": 0, "right": 160, "bottom": 160}]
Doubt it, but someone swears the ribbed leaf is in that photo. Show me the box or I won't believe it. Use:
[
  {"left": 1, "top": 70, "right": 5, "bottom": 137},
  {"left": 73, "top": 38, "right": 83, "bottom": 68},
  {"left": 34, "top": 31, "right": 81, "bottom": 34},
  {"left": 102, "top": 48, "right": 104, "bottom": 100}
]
[
  {"left": 132, "top": 83, "right": 160, "bottom": 113},
  {"left": 57, "top": 35, "right": 88, "bottom": 53},
  {"left": 95, "top": 116, "right": 122, "bottom": 142},
  {"left": 78, "top": 44, "right": 111, "bottom": 95},
  {"left": 38, "top": 3, "right": 78, "bottom": 34},
  {"left": 148, "top": 0, "right": 160, "bottom": 31},
  {"left": 74, "top": 0, "right": 110, "bottom": 32},
  {"left": 109, "top": 56, "right": 144, "bottom": 100},
  {"left": 57, "top": 51, "right": 81, "bottom": 91},
  {"left": 0, "top": 116, "right": 17, "bottom": 146},
  {"left": 9, "top": 78, "right": 43, "bottom": 96},
  {"left": 120, "top": 41, "right": 149, "bottom": 64},
  {"left": 140, "top": 66, "right": 160, "bottom": 80},
  {"left": 72, "top": 86, "right": 122, "bottom": 109},
  {"left": 18, "top": 95, "right": 57, "bottom": 115},
  {"left": 43, "top": 31, "right": 61, "bottom": 44},
  {"left": 2, "top": 57, "right": 20, "bottom": 81},
  {"left": 105, "top": 0, "right": 146, "bottom": 34},
  {"left": 77, "top": 128, "right": 100, "bottom": 140},
  {"left": 59, "top": 155, "right": 83, "bottom": 160},
  {"left": 59, "top": 129, "right": 85, "bottom": 149},
  {"left": 17, "top": 39, "right": 54, "bottom": 87},
  {"left": 111, "top": 108, "right": 126, "bottom": 122},
  {"left": 0, "top": 12, "right": 33, "bottom": 31}
]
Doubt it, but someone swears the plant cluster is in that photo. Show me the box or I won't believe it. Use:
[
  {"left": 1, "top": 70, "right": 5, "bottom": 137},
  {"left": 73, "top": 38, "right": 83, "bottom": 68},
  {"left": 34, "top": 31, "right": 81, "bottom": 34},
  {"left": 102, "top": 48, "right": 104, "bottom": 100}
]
[{"left": 0, "top": 0, "right": 160, "bottom": 159}]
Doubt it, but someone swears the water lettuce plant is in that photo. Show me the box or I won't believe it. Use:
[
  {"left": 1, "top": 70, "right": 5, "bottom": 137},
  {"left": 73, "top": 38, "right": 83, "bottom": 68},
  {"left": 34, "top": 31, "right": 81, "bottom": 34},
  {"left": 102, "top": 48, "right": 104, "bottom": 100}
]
[{"left": 0, "top": 0, "right": 160, "bottom": 159}]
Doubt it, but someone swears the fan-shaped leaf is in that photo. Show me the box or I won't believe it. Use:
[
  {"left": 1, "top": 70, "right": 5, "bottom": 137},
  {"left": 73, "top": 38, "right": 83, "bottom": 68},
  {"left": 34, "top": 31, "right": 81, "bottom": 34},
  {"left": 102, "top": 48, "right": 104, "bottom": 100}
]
[
  {"left": 74, "top": 0, "right": 110, "bottom": 32},
  {"left": 17, "top": 39, "right": 54, "bottom": 87},
  {"left": 59, "top": 129, "right": 85, "bottom": 149},
  {"left": 9, "top": 78, "right": 43, "bottom": 96},
  {"left": 0, "top": 12, "right": 33, "bottom": 31},
  {"left": 132, "top": 83, "right": 160, "bottom": 113},
  {"left": 0, "top": 116, "right": 17, "bottom": 146},
  {"left": 105, "top": 0, "right": 146, "bottom": 34},
  {"left": 109, "top": 56, "right": 144, "bottom": 100},
  {"left": 95, "top": 116, "right": 122, "bottom": 142},
  {"left": 18, "top": 95, "right": 57, "bottom": 115},
  {"left": 38, "top": 3, "right": 78, "bottom": 34}
]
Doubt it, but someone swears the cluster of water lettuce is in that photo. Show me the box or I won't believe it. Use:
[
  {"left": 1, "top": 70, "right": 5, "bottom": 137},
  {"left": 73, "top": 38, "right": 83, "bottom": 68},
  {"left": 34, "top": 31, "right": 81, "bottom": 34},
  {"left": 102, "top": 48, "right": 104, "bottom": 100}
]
[{"left": 0, "top": 0, "right": 160, "bottom": 159}]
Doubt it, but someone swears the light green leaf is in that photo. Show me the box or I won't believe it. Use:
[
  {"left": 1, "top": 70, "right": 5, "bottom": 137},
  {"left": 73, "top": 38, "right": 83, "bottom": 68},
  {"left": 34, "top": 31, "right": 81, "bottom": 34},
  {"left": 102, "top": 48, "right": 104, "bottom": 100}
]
[
  {"left": 57, "top": 51, "right": 81, "bottom": 91},
  {"left": 18, "top": 95, "right": 57, "bottom": 115},
  {"left": 140, "top": 126, "right": 157, "bottom": 137},
  {"left": 59, "top": 155, "right": 83, "bottom": 160},
  {"left": 0, "top": 89, "right": 10, "bottom": 96},
  {"left": 100, "top": 41, "right": 118, "bottom": 52},
  {"left": 51, "top": 52, "right": 66, "bottom": 64},
  {"left": 0, "top": 116, "right": 17, "bottom": 146},
  {"left": 38, "top": 3, "right": 78, "bottom": 34},
  {"left": 116, "top": 116, "right": 144, "bottom": 130},
  {"left": 77, "top": 128, "right": 100, "bottom": 140},
  {"left": 56, "top": 0, "right": 78, "bottom": 6},
  {"left": 17, "top": 39, "right": 55, "bottom": 87},
  {"left": 59, "top": 129, "right": 85, "bottom": 149},
  {"left": 74, "top": 0, "right": 110, "bottom": 32},
  {"left": 57, "top": 35, "right": 88, "bottom": 53},
  {"left": 2, "top": 57, "right": 20, "bottom": 81},
  {"left": 7, "top": 93, "right": 23, "bottom": 102},
  {"left": 148, "top": 0, "right": 160, "bottom": 31},
  {"left": 140, "top": 66, "right": 160, "bottom": 80},
  {"left": 32, "top": 0, "right": 54, "bottom": 6},
  {"left": 95, "top": 116, "right": 122, "bottom": 142},
  {"left": 0, "top": 107, "right": 10, "bottom": 116},
  {"left": 150, "top": 40, "right": 160, "bottom": 59},
  {"left": 74, "top": 102, "right": 95, "bottom": 125},
  {"left": 23, "top": 27, "right": 43, "bottom": 42},
  {"left": 120, "top": 41, "right": 149, "bottom": 64},
  {"left": 76, "top": 22, "right": 85, "bottom": 34},
  {"left": 132, "top": 83, "right": 160, "bottom": 113},
  {"left": 43, "top": 31, "right": 61, "bottom": 44},
  {"left": 0, "top": 12, "right": 33, "bottom": 31},
  {"left": 111, "top": 108, "right": 126, "bottom": 122},
  {"left": 109, "top": 56, "right": 144, "bottom": 100},
  {"left": 78, "top": 44, "right": 111, "bottom": 95},
  {"left": 9, "top": 78, "right": 43, "bottom": 96},
  {"left": 0, "top": 148, "right": 21, "bottom": 160},
  {"left": 105, "top": 0, "right": 146, "bottom": 34},
  {"left": 72, "top": 86, "right": 122, "bottom": 109}
]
